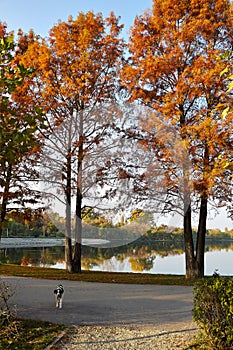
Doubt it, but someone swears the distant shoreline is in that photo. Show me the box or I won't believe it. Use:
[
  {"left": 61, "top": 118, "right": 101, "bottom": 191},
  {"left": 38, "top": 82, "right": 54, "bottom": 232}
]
[{"left": 0, "top": 237, "right": 110, "bottom": 248}]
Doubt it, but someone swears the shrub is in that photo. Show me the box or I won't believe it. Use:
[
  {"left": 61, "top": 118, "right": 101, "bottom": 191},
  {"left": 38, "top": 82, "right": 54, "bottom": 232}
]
[
  {"left": 193, "top": 272, "right": 233, "bottom": 349},
  {"left": 0, "top": 277, "right": 16, "bottom": 327}
]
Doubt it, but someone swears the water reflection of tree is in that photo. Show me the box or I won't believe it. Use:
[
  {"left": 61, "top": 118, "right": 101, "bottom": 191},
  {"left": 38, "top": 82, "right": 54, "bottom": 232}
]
[
  {"left": 81, "top": 237, "right": 184, "bottom": 272},
  {"left": 39, "top": 247, "right": 65, "bottom": 266},
  {"left": 129, "top": 256, "right": 155, "bottom": 272},
  {"left": 1, "top": 238, "right": 233, "bottom": 272},
  {"left": 82, "top": 236, "right": 185, "bottom": 261},
  {"left": 82, "top": 237, "right": 233, "bottom": 272},
  {"left": 0, "top": 246, "right": 65, "bottom": 266}
]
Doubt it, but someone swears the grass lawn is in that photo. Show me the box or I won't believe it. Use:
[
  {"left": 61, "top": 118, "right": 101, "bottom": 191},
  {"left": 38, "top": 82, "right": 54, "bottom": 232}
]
[
  {"left": 0, "top": 318, "right": 66, "bottom": 350},
  {"left": 0, "top": 263, "right": 195, "bottom": 285}
]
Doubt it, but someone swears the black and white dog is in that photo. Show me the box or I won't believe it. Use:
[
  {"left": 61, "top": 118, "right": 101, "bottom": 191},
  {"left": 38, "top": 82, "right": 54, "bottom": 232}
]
[{"left": 54, "top": 284, "right": 64, "bottom": 309}]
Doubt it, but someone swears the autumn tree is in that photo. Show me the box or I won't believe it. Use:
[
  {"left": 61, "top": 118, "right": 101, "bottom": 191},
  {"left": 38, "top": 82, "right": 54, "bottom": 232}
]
[
  {"left": 122, "top": 0, "right": 233, "bottom": 278},
  {"left": 16, "top": 12, "right": 125, "bottom": 272},
  {"left": 0, "top": 23, "right": 45, "bottom": 240}
]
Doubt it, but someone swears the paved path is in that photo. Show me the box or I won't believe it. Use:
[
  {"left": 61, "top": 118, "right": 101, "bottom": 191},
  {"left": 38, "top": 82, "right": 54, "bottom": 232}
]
[{"left": 1, "top": 276, "right": 194, "bottom": 327}]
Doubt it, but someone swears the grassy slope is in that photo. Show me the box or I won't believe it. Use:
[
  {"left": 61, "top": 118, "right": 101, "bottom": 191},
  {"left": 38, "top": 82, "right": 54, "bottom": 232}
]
[{"left": 0, "top": 263, "right": 195, "bottom": 285}]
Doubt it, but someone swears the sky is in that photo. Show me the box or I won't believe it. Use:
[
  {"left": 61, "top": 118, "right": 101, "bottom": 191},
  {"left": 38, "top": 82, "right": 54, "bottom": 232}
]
[
  {"left": 1, "top": 0, "right": 233, "bottom": 230},
  {"left": 1, "top": 0, "right": 152, "bottom": 38}
]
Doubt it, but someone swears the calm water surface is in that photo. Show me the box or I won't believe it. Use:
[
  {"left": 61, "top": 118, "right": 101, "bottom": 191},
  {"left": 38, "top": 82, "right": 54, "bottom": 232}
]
[{"left": 0, "top": 238, "right": 233, "bottom": 276}]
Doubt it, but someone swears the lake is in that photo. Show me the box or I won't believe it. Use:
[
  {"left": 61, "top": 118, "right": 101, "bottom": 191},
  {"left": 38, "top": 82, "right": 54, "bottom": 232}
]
[{"left": 0, "top": 237, "right": 233, "bottom": 276}]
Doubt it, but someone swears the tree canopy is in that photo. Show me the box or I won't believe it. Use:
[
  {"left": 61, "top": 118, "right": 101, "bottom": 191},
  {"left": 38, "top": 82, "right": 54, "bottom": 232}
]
[{"left": 0, "top": 23, "right": 45, "bottom": 239}]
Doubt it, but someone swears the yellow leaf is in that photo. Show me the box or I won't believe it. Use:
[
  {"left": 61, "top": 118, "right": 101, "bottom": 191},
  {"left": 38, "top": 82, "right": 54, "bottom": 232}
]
[
  {"left": 227, "top": 81, "right": 233, "bottom": 92},
  {"left": 222, "top": 106, "right": 229, "bottom": 119},
  {"left": 220, "top": 66, "right": 229, "bottom": 77}
]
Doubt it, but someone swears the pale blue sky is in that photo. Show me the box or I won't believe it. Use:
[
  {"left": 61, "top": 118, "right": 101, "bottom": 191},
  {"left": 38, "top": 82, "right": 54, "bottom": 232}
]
[
  {"left": 1, "top": 0, "right": 232, "bottom": 229},
  {"left": 1, "top": 0, "right": 152, "bottom": 37}
]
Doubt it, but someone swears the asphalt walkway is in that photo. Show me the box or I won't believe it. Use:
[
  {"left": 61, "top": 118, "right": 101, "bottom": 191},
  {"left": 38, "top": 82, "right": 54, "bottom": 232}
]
[{"left": 1, "top": 276, "right": 194, "bottom": 327}]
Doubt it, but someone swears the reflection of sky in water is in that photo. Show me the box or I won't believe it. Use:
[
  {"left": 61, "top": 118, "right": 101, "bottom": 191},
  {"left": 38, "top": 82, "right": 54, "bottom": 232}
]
[
  {"left": 204, "top": 250, "right": 233, "bottom": 276},
  {"left": 89, "top": 250, "right": 233, "bottom": 276},
  {"left": 52, "top": 250, "right": 233, "bottom": 276},
  {"left": 92, "top": 257, "right": 133, "bottom": 273},
  {"left": 93, "top": 249, "right": 233, "bottom": 275}
]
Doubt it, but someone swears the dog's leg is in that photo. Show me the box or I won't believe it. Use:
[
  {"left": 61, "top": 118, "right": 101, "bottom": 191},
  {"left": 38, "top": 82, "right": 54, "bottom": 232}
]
[
  {"left": 55, "top": 296, "right": 59, "bottom": 308},
  {"left": 59, "top": 297, "right": 62, "bottom": 309}
]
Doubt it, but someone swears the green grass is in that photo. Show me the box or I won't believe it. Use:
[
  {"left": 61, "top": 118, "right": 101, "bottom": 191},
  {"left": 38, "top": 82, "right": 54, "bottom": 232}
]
[
  {"left": 0, "top": 263, "right": 195, "bottom": 285},
  {"left": 0, "top": 318, "right": 66, "bottom": 350}
]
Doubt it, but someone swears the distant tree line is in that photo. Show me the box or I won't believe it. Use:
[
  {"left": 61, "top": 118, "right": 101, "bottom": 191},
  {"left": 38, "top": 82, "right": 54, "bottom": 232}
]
[{"left": 2, "top": 209, "right": 233, "bottom": 240}]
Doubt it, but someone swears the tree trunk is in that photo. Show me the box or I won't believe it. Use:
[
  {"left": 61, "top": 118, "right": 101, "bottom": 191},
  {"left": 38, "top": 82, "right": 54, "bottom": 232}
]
[
  {"left": 65, "top": 237, "right": 73, "bottom": 273},
  {"left": 65, "top": 146, "right": 73, "bottom": 272},
  {"left": 194, "top": 142, "right": 209, "bottom": 278},
  {"left": 184, "top": 198, "right": 208, "bottom": 279},
  {"left": 0, "top": 165, "right": 12, "bottom": 241},
  {"left": 196, "top": 195, "right": 208, "bottom": 278},
  {"left": 184, "top": 204, "right": 198, "bottom": 278},
  {"left": 181, "top": 114, "right": 208, "bottom": 279},
  {"left": 72, "top": 109, "right": 84, "bottom": 273},
  {"left": 72, "top": 187, "right": 82, "bottom": 273},
  {"left": 65, "top": 208, "right": 73, "bottom": 273}
]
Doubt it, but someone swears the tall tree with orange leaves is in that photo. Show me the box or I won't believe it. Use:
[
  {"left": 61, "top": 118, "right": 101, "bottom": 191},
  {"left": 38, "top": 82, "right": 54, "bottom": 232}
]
[
  {"left": 15, "top": 12, "right": 125, "bottom": 272},
  {"left": 122, "top": 0, "right": 233, "bottom": 278}
]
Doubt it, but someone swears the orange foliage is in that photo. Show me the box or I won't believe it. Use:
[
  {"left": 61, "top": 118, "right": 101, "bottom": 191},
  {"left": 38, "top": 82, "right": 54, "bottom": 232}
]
[
  {"left": 122, "top": 0, "right": 233, "bottom": 204},
  {"left": 14, "top": 11, "right": 124, "bottom": 119}
]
